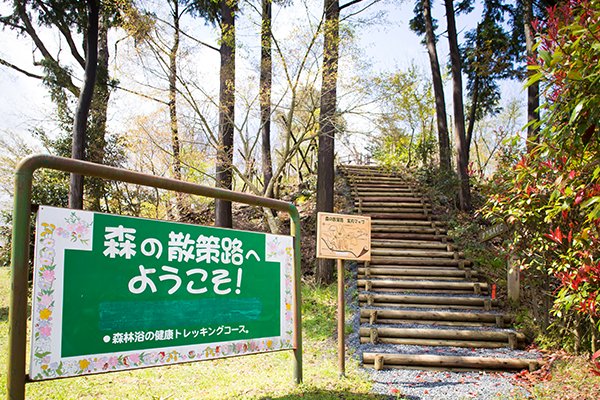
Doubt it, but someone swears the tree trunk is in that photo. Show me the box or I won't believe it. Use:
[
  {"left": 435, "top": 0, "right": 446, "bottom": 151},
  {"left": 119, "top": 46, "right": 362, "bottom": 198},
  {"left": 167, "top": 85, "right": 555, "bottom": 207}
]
[
  {"left": 524, "top": 0, "right": 539, "bottom": 150},
  {"left": 445, "top": 0, "right": 471, "bottom": 211},
  {"left": 215, "top": 0, "right": 236, "bottom": 228},
  {"left": 260, "top": 0, "right": 274, "bottom": 198},
  {"left": 69, "top": 0, "right": 99, "bottom": 210},
  {"left": 465, "top": 74, "right": 480, "bottom": 159},
  {"left": 316, "top": 0, "right": 340, "bottom": 285},
  {"left": 169, "top": 0, "right": 185, "bottom": 219},
  {"left": 422, "top": 0, "right": 450, "bottom": 173},
  {"left": 88, "top": 11, "right": 109, "bottom": 212}
]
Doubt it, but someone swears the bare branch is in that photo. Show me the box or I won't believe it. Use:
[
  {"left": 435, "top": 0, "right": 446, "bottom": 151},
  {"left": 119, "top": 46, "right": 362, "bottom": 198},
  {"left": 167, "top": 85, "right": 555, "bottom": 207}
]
[
  {"left": 153, "top": 14, "right": 219, "bottom": 52},
  {"left": 339, "top": 0, "right": 367, "bottom": 11},
  {"left": 341, "top": 0, "right": 382, "bottom": 21},
  {"left": 0, "top": 57, "right": 44, "bottom": 79},
  {"left": 109, "top": 82, "right": 169, "bottom": 105}
]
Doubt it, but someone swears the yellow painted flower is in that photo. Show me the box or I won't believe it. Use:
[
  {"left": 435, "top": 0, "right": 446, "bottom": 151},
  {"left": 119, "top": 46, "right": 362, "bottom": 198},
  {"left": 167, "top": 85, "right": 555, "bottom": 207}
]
[
  {"left": 39, "top": 308, "right": 52, "bottom": 320},
  {"left": 79, "top": 359, "right": 90, "bottom": 370},
  {"left": 266, "top": 340, "right": 273, "bottom": 349},
  {"left": 41, "top": 365, "right": 48, "bottom": 370},
  {"left": 285, "top": 303, "right": 291, "bottom": 311}
]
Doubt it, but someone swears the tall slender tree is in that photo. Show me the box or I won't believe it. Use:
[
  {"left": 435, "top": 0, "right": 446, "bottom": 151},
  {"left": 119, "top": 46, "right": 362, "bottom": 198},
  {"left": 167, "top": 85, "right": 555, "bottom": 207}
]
[
  {"left": 188, "top": 0, "right": 237, "bottom": 227},
  {"left": 523, "top": 0, "right": 539, "bottom": 149},
  {"left": 260, "top": 0, "right": 274, "bottom": 198},
  {"left": 462, "top": 0, "right": 516, "bottom": 158},
  {"left": 316, "top": 0, "right": 340, "bottom": 284},
  {"left": 215, "top": 0, "right": 236, "bottom": 227},
  {"left": 70, "top": 0, "right": 100, "bottom": 209},
  {"left": 410, "top": 0, "right": 451, "bottom": 172},
  {"left": 0, "top": 1, "right": 126, "bottom": 210},
  {"left": 445, "top": 0, "right": 471, "bottom": 211},
  {"left": 315, "top": 0, "right": 372, "bottom": 283},
  {"left": 167, "top": 0, "right": 186, "bottom": 218}
]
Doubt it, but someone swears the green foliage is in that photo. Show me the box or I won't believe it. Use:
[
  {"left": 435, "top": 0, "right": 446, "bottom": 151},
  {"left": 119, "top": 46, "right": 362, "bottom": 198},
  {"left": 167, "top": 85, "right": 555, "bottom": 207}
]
[
  {"left": 370, "top": 65, "right": 437, "bottom": 169},
  {"left": 461, "top": 0, "right": 519, "bottom": 123},
  {"left": 481, "top": 0, "right": 600, "bottom": 350}
]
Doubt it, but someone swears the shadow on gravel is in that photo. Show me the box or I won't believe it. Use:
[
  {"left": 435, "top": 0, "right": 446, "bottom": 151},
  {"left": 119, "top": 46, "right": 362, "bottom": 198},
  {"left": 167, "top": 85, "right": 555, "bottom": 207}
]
[{"left": 261, "top": 390, "right": 389, "bottom": 400}]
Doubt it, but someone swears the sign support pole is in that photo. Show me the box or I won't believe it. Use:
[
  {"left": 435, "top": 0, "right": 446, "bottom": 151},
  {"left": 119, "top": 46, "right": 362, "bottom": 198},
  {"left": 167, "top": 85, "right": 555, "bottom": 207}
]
[
  {"left": 316, "top": 212, "right": 371, "bottom": 379},
  {"left": 337, "top": 258, "right": 345, "bottom": 377}
]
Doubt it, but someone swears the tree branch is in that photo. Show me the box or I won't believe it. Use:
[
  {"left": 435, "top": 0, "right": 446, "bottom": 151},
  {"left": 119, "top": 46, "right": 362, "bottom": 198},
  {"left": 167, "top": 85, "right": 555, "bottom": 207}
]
[
  {"left": 109, "top": 82, "right": 169, "bottom": 105},
  {"left": 15, "top": 2, "right": 80, "bottom": 96},
  {"left": 33, "top": 0, "right": 85, "bottom": 67},
  {"left": 339, "top": 0, "right": 367, "bottom": 11},
  {"left": 341, "top": 0, "right": 381, "bottom": 21},
  {"left": 0, "top": 57, "right": 44, "bottom": 79},
  {"left": 153, "top": 14, "right": 219, "bottom": 52}
]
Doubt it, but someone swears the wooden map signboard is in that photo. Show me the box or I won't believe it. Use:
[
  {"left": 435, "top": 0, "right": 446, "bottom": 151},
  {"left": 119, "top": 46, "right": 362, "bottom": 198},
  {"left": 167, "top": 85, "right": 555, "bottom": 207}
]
[{"left": 316, "top": 212, "right": 371, "bottom": 262}]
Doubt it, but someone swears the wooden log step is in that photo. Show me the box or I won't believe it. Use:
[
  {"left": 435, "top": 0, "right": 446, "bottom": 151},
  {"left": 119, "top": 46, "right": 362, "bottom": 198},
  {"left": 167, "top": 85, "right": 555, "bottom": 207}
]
[
  {"left": 365, "top": 213, "right": 430, "bottom": 221},
  {"left": 362, "top": 353, "right": 541, "bottom": 371},
  {"left": 359, "top": 275, "right": 466, "bottom": 282},
  {"left": 360, "top": 337, "right": 510, "bottom": 349},
  {"left": 371, "top": 241, "right": 449, "bottom": 250},
  {"left": 356, "top": 194, "right": 420, "bottom": 199},
  {"left": 352, "top": 187, "right": 423, "bottom": 195},
  {"left": 358, "top": 293, "right": 496, "bottom": 308},
  {"left": 361, "top": 207, "right": 430, "bottom": 214},
  {"left": 363, "top": 265, "right": 468, "bottom": 272},
  {"left": 348, "top": 174, "right": 406, "bottom": 180},
  {"left": 371, "top": 250, "right": 460, "bottom": 259},
  {"left": 347, "top": 175, "right": 405, "bottom": 181},
  {"left": 372, "top": 227, "right": 438, "bottom": 234},
  {"left": 371, "top": 239, "right": 448, "bottom": 249},
  {"left": 356, "top": 201, "right": 431, "bottom": 207},
  {"left": 371, "top": 249, "right": 459, "bottom": 258},
  {"left": 359, "top": 309, "right": 508, "bottom": 325},
  {"left": 351, "top": 182, "right": 414, "bottom": 187},
  {"left": 365, "top": 302, "right": 492, "bottom": 310},
  {"left": 358, "top": 279, "right": 487, "bottom": 292},
  {"left": 359, "top": 196, "right": 426, "bottom": 203},
  {"left": 361, "top": 287, "right": 483, "bottom": 295},
  {"left": 371, "top": 219, "right": 440, "bottom": 226},
  {"left": 360, "top": 317, "right": 497, "bottom": 327},
  {"left": 371, "top": 257, "right": 471, "bottom": 266},
  {"left": 372, "top": 233, "right": 450, "bottom": 241},
  {"left": 359, "top": 327, "right": 524, "bottom": 343}
]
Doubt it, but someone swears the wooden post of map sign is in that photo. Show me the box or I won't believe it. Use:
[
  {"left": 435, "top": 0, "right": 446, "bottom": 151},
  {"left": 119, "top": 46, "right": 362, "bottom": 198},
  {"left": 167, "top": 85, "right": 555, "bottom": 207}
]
[{"left": 316, "top": 212, "right": 371, "bottom": 377}]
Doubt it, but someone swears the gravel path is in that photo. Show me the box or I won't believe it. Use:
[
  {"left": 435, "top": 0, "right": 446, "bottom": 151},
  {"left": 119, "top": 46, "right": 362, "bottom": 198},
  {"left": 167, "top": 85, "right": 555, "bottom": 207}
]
[{"left": 346, "top": 262, "right": 537, "bottom": 399}]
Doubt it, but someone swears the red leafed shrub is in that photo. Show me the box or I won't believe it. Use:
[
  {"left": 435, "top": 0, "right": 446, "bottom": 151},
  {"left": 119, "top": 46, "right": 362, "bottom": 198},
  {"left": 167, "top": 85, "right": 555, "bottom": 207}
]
[{"left": 482, "top": 0, "right": 599, "bottom": 350}]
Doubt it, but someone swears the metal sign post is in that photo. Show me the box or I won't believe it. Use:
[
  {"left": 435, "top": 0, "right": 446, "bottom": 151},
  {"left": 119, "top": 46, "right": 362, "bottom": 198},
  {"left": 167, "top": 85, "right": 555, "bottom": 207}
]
[
  {"left": 7, "top": 154, "right": 303, "bottom": 400},
  {"left": 316, "top": 212, "right": 371, "bottom": 377}
]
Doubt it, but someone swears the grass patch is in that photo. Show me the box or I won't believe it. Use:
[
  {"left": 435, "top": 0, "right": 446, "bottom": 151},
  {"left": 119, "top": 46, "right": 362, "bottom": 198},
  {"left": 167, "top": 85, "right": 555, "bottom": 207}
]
[
  {"left": 0, "top": 269, "right": 383, "bottom": 399},
  {"left": 513, "top": 354, "right": 600, "bottom": 399}
]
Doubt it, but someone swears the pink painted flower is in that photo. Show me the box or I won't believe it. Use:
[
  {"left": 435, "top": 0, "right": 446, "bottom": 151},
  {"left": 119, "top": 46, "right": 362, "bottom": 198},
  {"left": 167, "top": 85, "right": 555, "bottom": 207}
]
[
  {"left": 107, "top": 356, "right": 119, "bottom": 368},
  {"left": 94, "top": 358, "right": 106, "bottom": 370},
  {"left": 42, "top": 270, "right": 55, "bottom": 282},
  {"left": 39, "top": 294, "right": 52, "bottom": 307},
  {"left": 128, "top": 353, "right": 140, "bottom": 364},
  {"left": 39, "top": 325, "right": 51, "bottom": 337},
  {"left": 74, "top": 222, "right": 89, "bottom": 236}
]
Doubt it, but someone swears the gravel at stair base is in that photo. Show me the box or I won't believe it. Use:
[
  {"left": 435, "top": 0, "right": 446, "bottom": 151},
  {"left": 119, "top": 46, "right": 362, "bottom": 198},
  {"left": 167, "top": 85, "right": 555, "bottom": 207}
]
[{"left": 346, "top": 262, "right": 537, "bottom": 399}]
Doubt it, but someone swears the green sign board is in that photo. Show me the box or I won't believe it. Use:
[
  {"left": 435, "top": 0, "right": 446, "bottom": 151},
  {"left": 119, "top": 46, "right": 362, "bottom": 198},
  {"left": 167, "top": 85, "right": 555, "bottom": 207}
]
[{"left": 30, "top": 206, "right": 295, "bottom": 380}]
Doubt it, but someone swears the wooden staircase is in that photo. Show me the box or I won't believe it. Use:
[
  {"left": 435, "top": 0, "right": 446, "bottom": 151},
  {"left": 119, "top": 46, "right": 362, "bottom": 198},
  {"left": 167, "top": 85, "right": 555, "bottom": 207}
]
[{"left": 340, "top": 164, "right": 541, "bottom": 372}]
